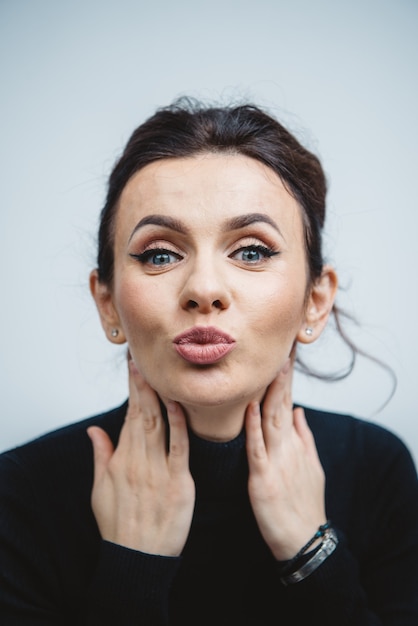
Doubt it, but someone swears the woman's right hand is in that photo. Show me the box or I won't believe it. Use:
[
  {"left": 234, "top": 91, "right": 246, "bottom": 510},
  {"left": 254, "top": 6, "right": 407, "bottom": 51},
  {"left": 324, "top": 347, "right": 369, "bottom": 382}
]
[{"left": 87, "top": 360, "right": 195, "bottom": 557}]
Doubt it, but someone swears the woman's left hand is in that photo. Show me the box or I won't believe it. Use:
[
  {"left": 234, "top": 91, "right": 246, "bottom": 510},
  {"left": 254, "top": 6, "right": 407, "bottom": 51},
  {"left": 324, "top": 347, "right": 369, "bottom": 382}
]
[{"left": 245, "top": 358, "right": 327, "bottom": 561}]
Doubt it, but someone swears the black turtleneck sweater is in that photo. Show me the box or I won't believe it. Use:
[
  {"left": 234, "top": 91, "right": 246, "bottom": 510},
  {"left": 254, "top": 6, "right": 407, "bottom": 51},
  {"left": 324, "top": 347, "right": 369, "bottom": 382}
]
[{"left": 0, "top": 401, "right": 417, "bottom": 625}]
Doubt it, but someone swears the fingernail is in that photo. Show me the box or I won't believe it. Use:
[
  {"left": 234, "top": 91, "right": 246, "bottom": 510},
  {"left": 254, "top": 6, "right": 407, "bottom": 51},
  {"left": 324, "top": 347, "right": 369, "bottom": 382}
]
[
  {"left": 281, "top": 358, "right": 291, "bottom": 375},
  {"left": 128, "top": 359, "right": 139, "bottom": 375},
  {"left": 251, "top": 402, "right": 260, "bottom": 417}
]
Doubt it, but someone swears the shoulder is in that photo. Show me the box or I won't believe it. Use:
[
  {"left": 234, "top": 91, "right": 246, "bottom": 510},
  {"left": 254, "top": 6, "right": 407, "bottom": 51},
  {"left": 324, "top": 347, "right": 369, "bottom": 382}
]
[
  {"left": 302, "top": 405, "right": 417, "bottom": 489},
  {"left": 0, "top": 401, "right": 128, "bottom": 482},
  {"left": 303, "top": 405, "right": 411, "bottom": 454}
]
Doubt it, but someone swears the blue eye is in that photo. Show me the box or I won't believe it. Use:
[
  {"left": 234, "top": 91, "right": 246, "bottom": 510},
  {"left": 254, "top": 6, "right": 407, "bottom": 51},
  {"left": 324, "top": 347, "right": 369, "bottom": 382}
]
[
  {"left": 241, "top": 248, "right": 262, "bottom": 262},
  {"left": 150, "top": 251, "right": 176, "bottom": 265},
  {"left": 232, "top": 245, "right": 279, "bottom": 263},
  {"left": 130, "top": 248, "right": 182, "bottom": 266}
]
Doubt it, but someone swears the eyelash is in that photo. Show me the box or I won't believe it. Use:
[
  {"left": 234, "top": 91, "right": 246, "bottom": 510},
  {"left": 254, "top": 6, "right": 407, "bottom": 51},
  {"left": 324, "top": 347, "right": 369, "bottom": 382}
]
[
  {"left": 129, "top": 243, "right": 280, "bottom": 267},
  {"left": 130, "top": 248, "right": 183, "bottom": 266},
  {"left": 230, "top": 244, "right": 280, "bottom": 263}
]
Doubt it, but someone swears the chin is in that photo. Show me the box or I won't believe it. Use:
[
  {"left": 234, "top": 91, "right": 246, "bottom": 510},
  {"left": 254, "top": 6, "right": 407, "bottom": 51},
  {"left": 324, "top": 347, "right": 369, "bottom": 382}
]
[
  {"left": 145, "top": 359, "right": 275, "bottom": 410},
  {"left": 168, "top": 380, "right": 266, "bottom": 411}
]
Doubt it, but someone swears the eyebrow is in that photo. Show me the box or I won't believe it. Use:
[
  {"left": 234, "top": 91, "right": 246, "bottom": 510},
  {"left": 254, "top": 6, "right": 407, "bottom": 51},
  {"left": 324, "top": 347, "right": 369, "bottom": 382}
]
[
  {"left": 128, "top": 212, "right": 283, "bottom": 242},
  {"left": 128, "top": 215, "right": 187, "bottom": 242},
  {"left": 225, "top": 213, "right": 283, "bottom": 237}
]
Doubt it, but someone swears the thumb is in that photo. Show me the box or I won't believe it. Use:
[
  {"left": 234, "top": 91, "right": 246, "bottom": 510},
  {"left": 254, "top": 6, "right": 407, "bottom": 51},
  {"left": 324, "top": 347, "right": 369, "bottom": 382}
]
[{"left": 87, "top": 426, "right": 114, "bottom": 479}]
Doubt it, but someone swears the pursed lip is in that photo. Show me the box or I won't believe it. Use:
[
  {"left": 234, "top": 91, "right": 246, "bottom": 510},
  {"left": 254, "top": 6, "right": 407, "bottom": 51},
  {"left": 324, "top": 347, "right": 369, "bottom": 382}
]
[
  {"left": 173, "top": 326, "right": 236, "bottom": 364},
  {"left": 173, "top": 326, "right": 235, "bottom": 345}
]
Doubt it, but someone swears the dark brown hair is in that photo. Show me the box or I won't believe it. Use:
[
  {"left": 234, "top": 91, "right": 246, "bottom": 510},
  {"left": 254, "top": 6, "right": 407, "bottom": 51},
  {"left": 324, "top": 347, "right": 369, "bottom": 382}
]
[
  {"left": 97, "top": 98, "right": 325, "bottom": 287},
  {"left": 95, "top": 97, "right": 392, "bottom": 385}
]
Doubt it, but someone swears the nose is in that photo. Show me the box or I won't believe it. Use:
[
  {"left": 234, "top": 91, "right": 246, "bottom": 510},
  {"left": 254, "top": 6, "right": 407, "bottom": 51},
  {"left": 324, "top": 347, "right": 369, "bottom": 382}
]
[{"left": 179, "top": 256, "right": 231, "bottom": 313}]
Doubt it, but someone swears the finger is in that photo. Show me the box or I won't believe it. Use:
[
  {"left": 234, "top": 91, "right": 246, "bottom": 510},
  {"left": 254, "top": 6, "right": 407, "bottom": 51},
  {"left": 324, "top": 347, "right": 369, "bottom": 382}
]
[
  {"left": 126, "top": 359, "right": 155, "bottom": 416},
  {"left": 293, "top": 407, "right": 322, "bottom": 462},
  {"left": 245, "top": 402, "right": 268, "bottom": 471},
  {"left": 262, "top": 358, "right": 293, "bottom": 432},
  {"left": 119, "top": 359, "right": 168, "bottom": 459},
  {"left": 263, "top": 358, "right": 293, "bottom": 415},
  {"left": 166, "top": 401, "right": 190, "bottom": 473},
  {"left": 87, "top": 426, "right": 114, "bottom": 480},
  {"left": 123, "top": 360, "right": 163, "bottom": 431}
]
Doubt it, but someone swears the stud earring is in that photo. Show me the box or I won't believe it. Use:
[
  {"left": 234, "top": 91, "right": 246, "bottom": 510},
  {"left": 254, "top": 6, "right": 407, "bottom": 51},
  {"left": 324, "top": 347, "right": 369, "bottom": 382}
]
[
  {"left": 305, "top": 327, "right": 313, "bottom": 336},
  {"left": 111, "top": 328, "right": 119, "bottom": 338}
]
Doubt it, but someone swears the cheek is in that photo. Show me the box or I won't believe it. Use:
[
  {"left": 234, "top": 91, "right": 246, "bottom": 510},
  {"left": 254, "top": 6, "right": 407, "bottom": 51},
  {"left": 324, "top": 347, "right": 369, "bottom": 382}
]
[
  {"left": 114, "top": 278, "right": 167, "bottom": 339},
  {"left": 248, "top": 276, "right": 306, "bottom": 340},
  {"left": 243, "top": 285, "right": 305, "bottom": 382}
]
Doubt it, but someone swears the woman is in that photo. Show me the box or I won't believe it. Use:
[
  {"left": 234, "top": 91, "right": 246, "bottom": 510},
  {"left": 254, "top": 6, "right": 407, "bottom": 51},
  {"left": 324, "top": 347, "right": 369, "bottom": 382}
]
[{"left": 1, "top": 99, "right": 417, "bottom": 625}]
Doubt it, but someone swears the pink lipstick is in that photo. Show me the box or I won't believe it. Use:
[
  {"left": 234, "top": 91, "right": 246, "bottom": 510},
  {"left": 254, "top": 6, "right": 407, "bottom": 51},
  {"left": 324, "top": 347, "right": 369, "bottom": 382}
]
[{"left": 173, "top": 326, "right": 236, "bottom": 365}]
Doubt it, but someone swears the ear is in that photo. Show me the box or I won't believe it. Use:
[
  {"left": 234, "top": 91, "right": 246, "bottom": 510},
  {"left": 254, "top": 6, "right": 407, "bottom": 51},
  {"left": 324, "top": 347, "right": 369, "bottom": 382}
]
[
  {"left": 297, "top": 265, "right": 338, "bottom": 344},
  {"left": 89, "top": 269, "right": 127, "bottom": 344}
]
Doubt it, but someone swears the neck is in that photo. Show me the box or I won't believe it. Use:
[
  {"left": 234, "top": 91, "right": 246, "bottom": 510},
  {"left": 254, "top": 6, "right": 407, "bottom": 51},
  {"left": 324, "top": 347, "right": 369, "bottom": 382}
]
[{"left": 163, "top": 390, "right": 266, "bottom": 442}]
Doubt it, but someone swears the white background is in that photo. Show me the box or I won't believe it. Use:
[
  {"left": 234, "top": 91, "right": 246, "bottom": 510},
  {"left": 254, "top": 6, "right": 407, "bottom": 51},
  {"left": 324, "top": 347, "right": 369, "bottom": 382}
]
[{"left": 1, "top": 0, "right": 417, "bottom": 464}]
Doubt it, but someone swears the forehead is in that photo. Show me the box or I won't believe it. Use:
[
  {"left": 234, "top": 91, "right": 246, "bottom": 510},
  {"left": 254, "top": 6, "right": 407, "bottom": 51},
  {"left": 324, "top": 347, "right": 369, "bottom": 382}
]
[{"left": 116, "top": 153, "right": 304, "bottom": 235}]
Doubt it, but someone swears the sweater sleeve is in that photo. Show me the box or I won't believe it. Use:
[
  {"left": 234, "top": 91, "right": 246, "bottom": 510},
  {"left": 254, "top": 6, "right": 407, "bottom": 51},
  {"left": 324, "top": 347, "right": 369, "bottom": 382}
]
[
  {"left": 0, "top": 452, "right": 60, "bottom": 625},
  {"left": 277, "top": 530, "right": 382, "bottom": 625},
  {"left": 275, "top": 428, "right": 418, "bottom": 626},
  {"left": 0, "top": 451, "right": 179, "bottom": 626},
  {"left": 86, "top": 541, "right": 181, "bottom": 625}
]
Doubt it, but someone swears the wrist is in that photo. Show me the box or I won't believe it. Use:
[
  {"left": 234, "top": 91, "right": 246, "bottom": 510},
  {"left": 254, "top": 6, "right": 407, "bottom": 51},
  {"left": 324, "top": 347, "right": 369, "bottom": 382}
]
[
  {"left": 271, "top": 519, "right": 328, "bottom": 561},
  {"left": 279, "top": 523, "right": 339, "bottom": 586}
]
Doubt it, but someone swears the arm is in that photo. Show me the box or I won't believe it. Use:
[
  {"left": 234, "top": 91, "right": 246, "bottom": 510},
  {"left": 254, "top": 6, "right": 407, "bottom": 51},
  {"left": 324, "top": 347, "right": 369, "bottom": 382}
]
[
  {"left": 0, "top": 450, "right": 182, "bottom": 626},
  {"left": 86, "top": 541, "right": 181, "bottom": 625},
  {"left": 0, "top": 452, "right": 61, "bottom": 625},
  {"left": 86, "top": 359, "right": 195, "bottom": 624},
  {"left": 0, "top": 362, "right": 195, "bottom": 626},
  {"left": 245, "top": 359, "right": 418, "bottom": 625}
]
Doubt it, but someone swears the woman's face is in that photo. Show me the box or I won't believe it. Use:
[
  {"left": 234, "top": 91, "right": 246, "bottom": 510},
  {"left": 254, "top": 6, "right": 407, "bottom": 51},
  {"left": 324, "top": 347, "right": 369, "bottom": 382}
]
[{"left": 97, "top": 154, "right": 320, "bottom": 411}]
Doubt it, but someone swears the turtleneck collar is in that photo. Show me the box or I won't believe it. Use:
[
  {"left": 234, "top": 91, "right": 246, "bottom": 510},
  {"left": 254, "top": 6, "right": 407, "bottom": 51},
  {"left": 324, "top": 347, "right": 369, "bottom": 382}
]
[{"left": 188, "top": 427, "right": 249, "bottom": 499}]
